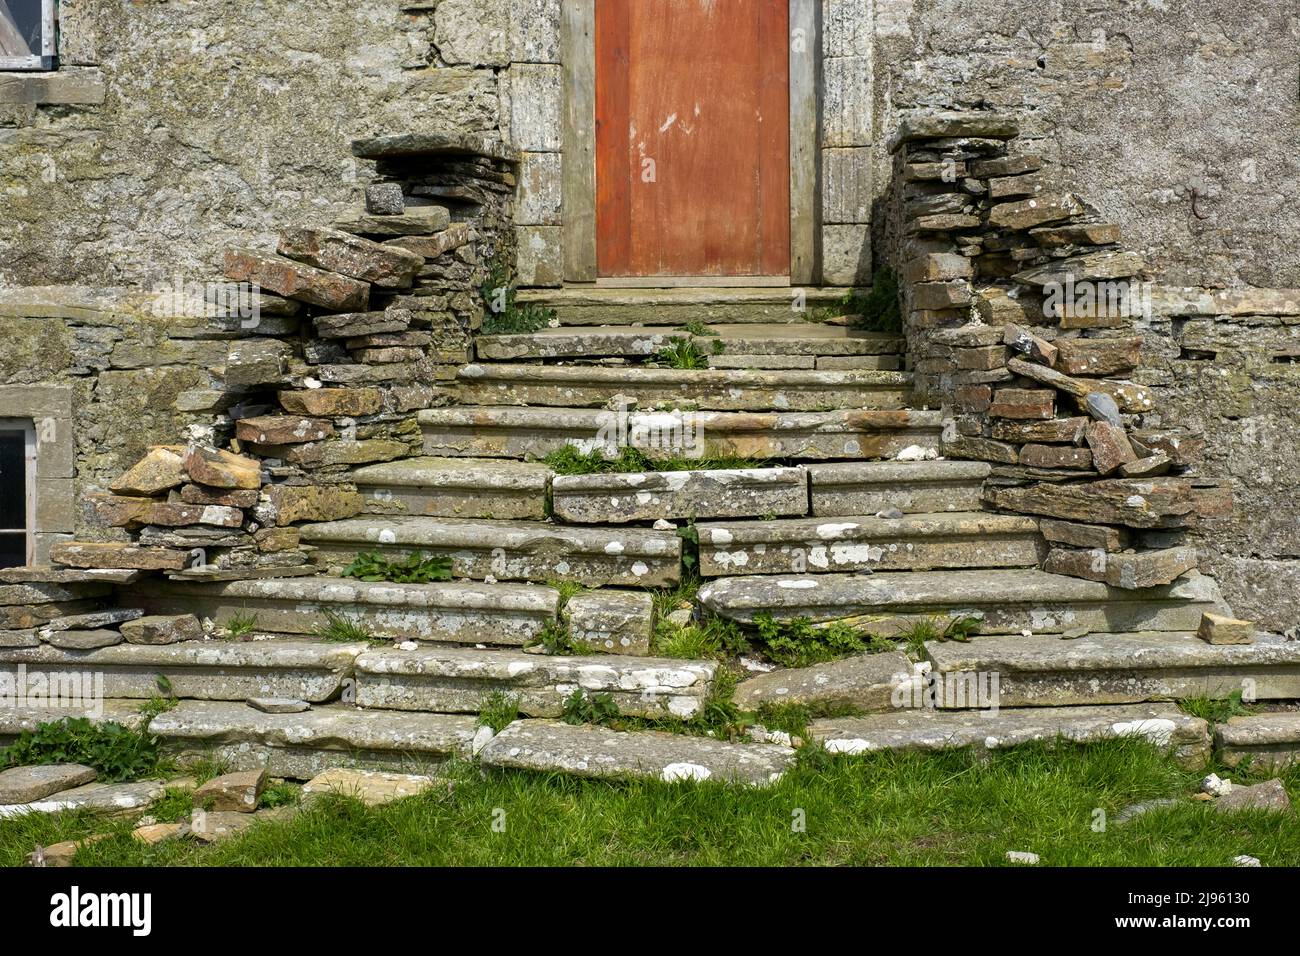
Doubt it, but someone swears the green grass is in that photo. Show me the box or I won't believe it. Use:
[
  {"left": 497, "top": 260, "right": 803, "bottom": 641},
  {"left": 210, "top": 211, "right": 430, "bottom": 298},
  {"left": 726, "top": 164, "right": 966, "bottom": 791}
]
[
  {"left": 655, "top": 337, "right": 713, "bottom": 369},
  {"left": 810, "top": 266, "right": 903, "bottom": 332},
  {"left": 6, "top": 740, "right": 1298, "bottom": 867},
  {"left": 312, "top": 611, "right": 379, "bottom": 645},
  {"left": 477, "top": 692, "right": 520, "bottom": 734},
  {"left": 1179, "top": 691, "right": 1257, "bottom": 724},
  {"left": 542, "top": 444, "right": 769, "bottom": 477},
  {"left": 479, "top": 257, "right": 557, "bottom": 335},
  {"left": 341, "top": 550, "right": 453, "bottom": 584},
  {"left": 225, "top": 610, "right": 258, "bottom": 639}
]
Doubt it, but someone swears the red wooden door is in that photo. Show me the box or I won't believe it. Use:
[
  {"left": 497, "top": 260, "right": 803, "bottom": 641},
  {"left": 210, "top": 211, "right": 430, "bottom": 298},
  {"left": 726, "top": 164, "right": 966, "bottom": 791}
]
[{"left": 595, "top": 0, "right": 791, "bottom": 279}]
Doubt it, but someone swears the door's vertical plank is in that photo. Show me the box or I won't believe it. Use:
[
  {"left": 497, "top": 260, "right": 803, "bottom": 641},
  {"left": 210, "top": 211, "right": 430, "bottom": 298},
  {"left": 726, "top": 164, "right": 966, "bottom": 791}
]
[
  {"left": 562, "top": 0, "right": 598, "bottom": 282},
  {"left": 594, "top": 0, "right": 632, "bottom": 277},
  {"left": 789, "top": 0, "right": 819, "bottom": 285},
  {"left": 758, "top": 0, "right": 792, "bottom": 276}
]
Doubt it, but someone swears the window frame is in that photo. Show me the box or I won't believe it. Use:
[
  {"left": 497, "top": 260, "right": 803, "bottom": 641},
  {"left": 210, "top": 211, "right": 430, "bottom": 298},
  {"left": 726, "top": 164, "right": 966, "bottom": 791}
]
[
  {"left": 0, "top": 0, "right": 56, "bottom": 72},
  {"left": 0, "top": 418, "right": 36, "bottom": 568}
]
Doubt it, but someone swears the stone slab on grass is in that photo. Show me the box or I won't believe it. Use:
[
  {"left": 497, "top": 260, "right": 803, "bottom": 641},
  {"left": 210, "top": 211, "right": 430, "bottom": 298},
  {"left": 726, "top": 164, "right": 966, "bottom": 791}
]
[
  {"left": 734, "top": 651, "right": 911, "bottom": 712},
  {"left": 480, "top": 719, "right": 794, "bottom": 786},
  {"left": 1216, "top": 713, "right": 1300, "bottom": 769},
  {"left": 193, "top": 769, "right": 266, "bottom": 813},
  {"left": 0, "top": 764, "right": 97, "bottom": 805},
  {"left": 302, "top": 768, "right": 438, "bottom": 807},
  {"left": 1215, "top": 778, "right": 1292, "bottom": 814},
  {"left": 0, "top": 780, "right": 164, "bottom": 819}
]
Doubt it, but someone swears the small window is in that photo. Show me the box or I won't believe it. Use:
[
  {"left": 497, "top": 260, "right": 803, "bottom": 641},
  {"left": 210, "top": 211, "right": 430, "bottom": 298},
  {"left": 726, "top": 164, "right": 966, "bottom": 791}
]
[
  {"left": 0, "top": 1, "right": 55, "bottom": 71},
  {"left": 0, "top": 419, "right": 35, "bottom": 568}
]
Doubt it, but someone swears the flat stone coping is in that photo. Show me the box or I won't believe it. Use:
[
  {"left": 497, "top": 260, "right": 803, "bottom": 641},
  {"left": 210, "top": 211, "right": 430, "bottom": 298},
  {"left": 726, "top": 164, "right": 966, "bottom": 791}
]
[
  {"left": 479, "top": 719, "right": 794, "bottom": 786},
  {"left": 350, "top": 132, "right": 519, "bottom": 163}
]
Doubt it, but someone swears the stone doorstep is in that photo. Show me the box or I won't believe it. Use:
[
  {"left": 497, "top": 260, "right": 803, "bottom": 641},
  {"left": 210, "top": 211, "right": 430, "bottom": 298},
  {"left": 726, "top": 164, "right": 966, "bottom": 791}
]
[
  {"left": 1215, "top": 713, "right": 1300, "bottom": 769},
  {"left": 810, "top": 703, "right": 1210, "bottom": 767},
  {"left": 479, "top": 719, "right": 795, "bottom": 787},
  {"left": 417, "top": 406, "right": 945, "bottom": 463},
  {"left": 149, "top": 701, "right": 481, "bottom": 782},
  {"left": 298, "top": 516, "right": 682, "bottom": 587},
  {"left": 925, "top": 631, "right": 1300, "bottom": 706},
  {"left": 698, "top": 569, "right": 1224, "bottom": 634},
  {"left": 550, "top": 467, "right": 808, "bottom": 524},
  {"left": 0, "top": 640, "right": 366, "bottom": 702},
  {"left": 696, "top": 512, "right": 1045, "bottom": 576},
  {"left": 455, "top": 363, "right": 913, "bottom": 412},
  {"left": 351, "top": 456, "right": 550, "bottom": 520},
  {"left": 354, "top": 646, "right": 714, "bottom": 719},
  {"left": 120, "top": 576, "right": 560, "bottom": 647},
  {"left": 512, "top": 287, "right": 847, "bottom": 326},
  {"left": 807, "top": 460, "right": 992, "bottom": 516},
  {"left": 475, "top": 324, "right": 905, "bottom": 360}
]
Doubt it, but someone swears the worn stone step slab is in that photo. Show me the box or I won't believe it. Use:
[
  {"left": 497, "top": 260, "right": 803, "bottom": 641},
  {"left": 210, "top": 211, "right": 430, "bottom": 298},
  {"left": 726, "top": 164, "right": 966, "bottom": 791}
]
[
  {"left": 552, "top": 467, "right": 807, "bottom": 524},
  {"left": 514, "top": 287, "right": 847, "bottom": 326},
  {"left": 456, "top": 363, "right": 912, "bottom": 412},
  {"left": 479, "top": 719, "right": 794, "bottom": 786},
  {"left": 0, "top": 780, "right": 165, "bottom": 819},
  {"left": 698, "top": 569, "right": 1225, "bottom": 634},
  {"left": 0, "top": 640, "right": 365, "bottom": 702},
  {"left": 0, "top": 700, "right": 147, "bottom": 746},
  {"left": 356, "top": 647, "right": 714, "bottom": 719},
  {"left": 120, "top": 576, "right": 559, "bottom": 647},
  {"left": 926, "top": 631, "right": 1300, "bottom": 706},
  {"left": 419, "top": 406, "right": 944, "bottom": 462},
  {"left": 476, "top": 324, "right": 905, "bottom": 360},
  {"left": 810, "top": 703, "right": 1210, "bottom": 767},
  {"left": 734, "top": 651, "right": 912, "bottom": 712},
  {"left": 351, "top": 456, "right": 550, "bottom": 520},
  {"left": 809, "top": 460, "right": 992, "bottom": 516},
  {"left": 1215, "top": 713, "right": 1300, "bottom": 769},
  {"left": 299, "top": 516, "right": 681, "bottom": 587},
  {"left": 0, "top": 764, "right": 98, "bottom": 805},
  {"left": 149, "top": 700, "right": 481, "bottom": 781},
  {"left": 697, "top": 512, "right": 1045, "bottom": 576}
]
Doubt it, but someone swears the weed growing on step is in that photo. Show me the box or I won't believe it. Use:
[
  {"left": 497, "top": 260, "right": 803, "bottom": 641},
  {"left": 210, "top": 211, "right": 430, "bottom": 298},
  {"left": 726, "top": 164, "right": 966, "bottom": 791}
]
[
  {"left": 147, "top": 787, "right": 196, "bottom": 824},
  {"left": 477, "top": 692, "right": 520, "bottom": 734},
  {"left": 313, "top": 611, "right": 378, "bottom": 645},
  {"left": 752, "top": 614, "right": 868, "bottom": 669},
  {"left": 561, "top": 689, "right": 621, "bottom": 726},
  {"left": 655, "top": 337, "right": 712, "bottom": 369},
  {"left": 543, "top": 443, "right": 770, "bottom": 476},
  {"left": 258, "top": 781, "right": 300, "bottom": 810},
  {"left": 682, "top": 319, "right": 716, "bottom": 337},
  {"left": 479, "top": 257, "right": 557, "bottom": 335},
  {"left": 530, "top": 619, "right": 593, "bottom": 657},
  {"left": 1178, "top": 691, "right": 1257, "bottom": 724},
  {"left": 138, "top": 696, "right": 177, "bottom": 723},
  {"left": 653, "top": 612, "right": 750, "bottom": 661},
  {"left": 225, "top": 610, "right": 259, "bottom": 639},
  {"left": 0, "top": 718, "right": 160, "bottom": 783},
  {"left": 342, "top": 550, "right": 453, "bottom": 584},
  {"left": 811, "top": 266, "right": 903, "bottom": 332},
  {"left": 897, "top": 616, "right": 980, "bottom": 658}
]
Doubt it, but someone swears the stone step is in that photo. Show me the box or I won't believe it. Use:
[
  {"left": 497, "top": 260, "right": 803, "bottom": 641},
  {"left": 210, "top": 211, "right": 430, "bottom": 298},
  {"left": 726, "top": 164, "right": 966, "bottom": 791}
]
[
  {"left": 455, "top": 363, "right": 912, "bottom": 412},
  {"left": 0, "top": 700, "right": 147, "bottom": 746},
  {"left": 120, "top": 576, "right": 559, "bottom": 646},
  {"left": 925, "top": 631, "right": 1300, "bottom": 706},
  {"left": 148, "top": 700, "right": 483, "bottom": 781},
  {"left": 809, "top": 703, "right": 1211, "bottom": 767},
  {"left": 355, "top": 646, "right": 715, "bottom": 719},
  {"left": 351, "top": 456, "right": 551, "bottom": 520},
  {"left": 418, "top": 406, "right": 944, "bottom": 462},
  {"left": 479, "top": 718, "right": 795, "bottom": 786},
  {"left": 298, "top": 516, "right": 681, "bottom": 587},
  {"left": 476, "top": 324, "right": 904, "bottom": 361},
  {"left": 698, "top": 569, "right": 1226, "bottom": 634},
  {"left": 515, "top": 286, "right": 847, "bottom": 325},
  {"left": 0, "top": 640, "right": 365, "bottom": 702},
  {"left": 551, "top": 467, "right": 808, "bottom": 524},
  {"left": 696, "top": 513, "right": 1045, "bottom": 576},
  {"left": 1215, "top": 713, "right": 1300, "bottom": 770},
  {"left": 809, "top": 460, "right": 992, "bottom": 516}
]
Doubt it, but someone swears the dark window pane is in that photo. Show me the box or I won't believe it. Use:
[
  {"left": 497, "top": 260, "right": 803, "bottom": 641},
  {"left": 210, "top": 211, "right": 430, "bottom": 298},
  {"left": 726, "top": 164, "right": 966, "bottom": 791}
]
[
  {"left": 0, "top": 1, "right": 43, "bottom": 58},
  {"left": 0, "top": 531, "right": 24, "bottom": 568},
  {"left": 0, "top": 431, "right": 26, "bottom": 530}
]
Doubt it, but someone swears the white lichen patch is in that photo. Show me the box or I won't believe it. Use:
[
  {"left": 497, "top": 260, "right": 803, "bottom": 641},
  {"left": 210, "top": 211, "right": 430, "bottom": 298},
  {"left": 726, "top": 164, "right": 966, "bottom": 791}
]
[{"left": 661, "top": 762, "right": 712, "bottom": 782}]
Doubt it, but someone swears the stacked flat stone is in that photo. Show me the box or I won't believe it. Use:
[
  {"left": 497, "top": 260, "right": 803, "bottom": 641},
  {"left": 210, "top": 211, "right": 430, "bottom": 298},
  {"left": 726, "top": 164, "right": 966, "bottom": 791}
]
[{"left": 890, "top": 110, "right": 1231, "bottom": 587}]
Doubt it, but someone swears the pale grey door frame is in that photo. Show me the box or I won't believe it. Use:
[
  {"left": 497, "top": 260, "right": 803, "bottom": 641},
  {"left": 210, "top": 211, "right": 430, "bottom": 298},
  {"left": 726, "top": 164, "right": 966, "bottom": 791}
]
[
  {"left": 561, "top": 0, "right": 819, "bottom": 286},
  {"left": 0, "top": 418, "right": 37, "bottom": 566}
]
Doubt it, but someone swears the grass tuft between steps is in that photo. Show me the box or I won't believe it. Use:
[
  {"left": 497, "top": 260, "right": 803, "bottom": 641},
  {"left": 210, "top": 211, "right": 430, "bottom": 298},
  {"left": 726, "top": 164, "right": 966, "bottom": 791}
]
[{"left": 6, "top": 740, "right": 1298, "bottom": 867}]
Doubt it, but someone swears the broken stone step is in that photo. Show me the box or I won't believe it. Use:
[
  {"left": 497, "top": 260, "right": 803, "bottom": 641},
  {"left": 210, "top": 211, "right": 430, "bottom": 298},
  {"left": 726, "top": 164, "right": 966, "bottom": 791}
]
[
  {"left": 698, "top": 568, "right": 1226, "bottom": 634},
  {"left": 476, "top": 324, "right": 904, "bottom": 360},
  {"left": 514, "top": 286, "right": 847, "bottom": 326},
  {"left": 148, "top": 700, "right": 481, "bottom": 781},
  {"left": 0, "top": 700, "right": 147, "bottom": 746},
  {"left": 551, "top": 467, "right": 808, "bottom": 524},
  {"left": 356, "top": 647, "right": 715, "bottom": 719},
  {"left": 455, "top": 363, "right": 912, "bottom": 412},
  {"left": 734, "top": 651, "right": 912, "bottom": 712},
  {"left": 0, "top": 640, "right": 364, "bottom": 702},
  {"left": 479, "top": 718, "right": 794, "bottom": 786},
  {"left": 697, "top": 512, "right": 1045, "bottom": 576},
  {"left": 1215, "top": 713, "right": 1300, "bottom": 770},
  {"left": 926, "top": 631, "right": 1300, "bottom": 706},
  {"left": 299, "top": 516, "right": 681, "bottom": 587},
  {"left": 809, "top": 460, "right": 992, "bottom": 515},
  {"left": 0, "top": 780, "right": 165, "bottom": 820},
  {"left": 351, "top": 456, "right": 551, "bottom": 521},
  {"left": 419, "top": 406, "right": 944, "bottom": 462},
  {"left": 120, "top": 576, "right": 559, "bottom": 646},
  {"left": 810, "top": 703, "right": 1210, "bottom": 767}
]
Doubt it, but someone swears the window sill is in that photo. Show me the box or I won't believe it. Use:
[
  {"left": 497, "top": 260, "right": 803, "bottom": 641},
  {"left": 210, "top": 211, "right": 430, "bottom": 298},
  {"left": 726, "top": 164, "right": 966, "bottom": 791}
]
[{"left": 0, "top": 67, "right": 105, "bottom": 106}]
